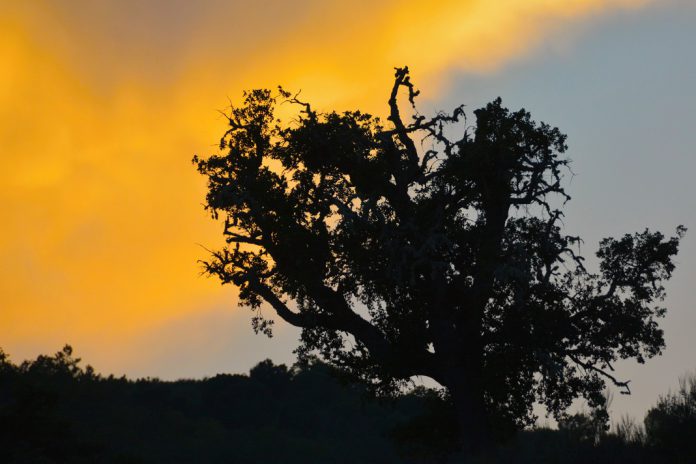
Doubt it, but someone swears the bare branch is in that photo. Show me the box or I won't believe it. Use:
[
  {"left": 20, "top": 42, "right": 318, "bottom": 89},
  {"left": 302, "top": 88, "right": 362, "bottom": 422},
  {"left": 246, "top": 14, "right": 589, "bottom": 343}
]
[
  {"left": 568, "top": 354, "right": 632, "bottom": 395},
  {"left": 387, "top": 67, "right": 420, "bottom": 174}
]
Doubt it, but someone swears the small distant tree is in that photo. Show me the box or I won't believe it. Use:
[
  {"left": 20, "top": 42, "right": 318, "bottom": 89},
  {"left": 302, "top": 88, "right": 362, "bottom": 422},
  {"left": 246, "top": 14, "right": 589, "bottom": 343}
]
[
  {"left": 613, "top": 414, "right": 646, "bottom": 446},
  {"left": 558, "top": 407, "right": 609, "bottom": 446},
  {"left": 194, "top": 67, "right": 685, "bottom": 453},
  {"left": 644, "top": 371, "right": 696, "bottom": 461}
]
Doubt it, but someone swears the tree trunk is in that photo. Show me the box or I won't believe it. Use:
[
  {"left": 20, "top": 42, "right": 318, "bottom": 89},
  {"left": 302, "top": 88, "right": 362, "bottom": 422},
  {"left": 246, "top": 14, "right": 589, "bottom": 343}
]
[{"left": 445, "top": 369, "right": 493, "bottom": 456}]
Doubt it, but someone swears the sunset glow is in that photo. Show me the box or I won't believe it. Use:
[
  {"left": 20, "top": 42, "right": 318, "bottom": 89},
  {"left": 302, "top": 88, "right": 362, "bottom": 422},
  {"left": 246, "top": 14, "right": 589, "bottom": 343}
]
[{"left": 0, "top": 0, "right": 657, "bottom": 371}]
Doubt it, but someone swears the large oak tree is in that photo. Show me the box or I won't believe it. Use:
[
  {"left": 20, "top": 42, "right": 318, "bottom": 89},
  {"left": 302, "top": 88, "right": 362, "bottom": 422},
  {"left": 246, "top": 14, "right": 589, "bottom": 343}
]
[{"left": 194, "top": 67, "right": 684, "bottom": 451}]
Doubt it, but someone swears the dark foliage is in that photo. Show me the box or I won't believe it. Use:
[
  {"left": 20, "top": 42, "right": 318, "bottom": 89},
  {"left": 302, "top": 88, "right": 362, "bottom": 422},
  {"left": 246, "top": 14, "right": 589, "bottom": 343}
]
[
  {"left": 1, "top": 347, "right": 694, "bottom": 463},
  {"left": 643, "top": 371, "right": 696, "bottom": 463},
  {"left": 0, "top": 346, "right": 412, "bottom": 463},
  {"left": 0, "top": 346, "right": 105, "bottom": 463},
  {"left": 194, "top": 67, "right": 685, "bottom": 449}
]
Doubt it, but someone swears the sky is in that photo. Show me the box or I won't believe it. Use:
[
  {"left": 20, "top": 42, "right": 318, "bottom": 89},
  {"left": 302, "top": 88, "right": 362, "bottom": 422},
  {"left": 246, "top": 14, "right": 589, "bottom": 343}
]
[{"left": 1, "top": 0, "right": 694, "bottom": 421}]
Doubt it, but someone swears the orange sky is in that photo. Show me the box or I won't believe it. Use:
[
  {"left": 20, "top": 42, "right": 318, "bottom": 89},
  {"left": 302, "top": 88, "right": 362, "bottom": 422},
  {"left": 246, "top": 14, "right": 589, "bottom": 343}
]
[{"left": 1, "top": 0, "right": 655, "bottom": 372}]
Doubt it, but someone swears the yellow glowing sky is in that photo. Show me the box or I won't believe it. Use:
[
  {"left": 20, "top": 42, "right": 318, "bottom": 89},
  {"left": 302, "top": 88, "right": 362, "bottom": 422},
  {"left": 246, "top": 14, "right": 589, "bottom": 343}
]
[{"left": 1, "top": 0, "right": 654, "bottom": 371}]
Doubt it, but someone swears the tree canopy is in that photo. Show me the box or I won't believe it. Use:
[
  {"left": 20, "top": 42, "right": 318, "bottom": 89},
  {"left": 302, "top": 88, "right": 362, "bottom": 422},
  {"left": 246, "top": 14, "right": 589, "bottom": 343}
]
[{"left": 194, "top": 67, "right": 684, "bottom": 449}]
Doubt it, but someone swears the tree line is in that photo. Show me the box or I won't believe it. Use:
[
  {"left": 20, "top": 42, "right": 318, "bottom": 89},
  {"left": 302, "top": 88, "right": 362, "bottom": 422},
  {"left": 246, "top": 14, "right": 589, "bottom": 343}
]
[{"left": 1, "top": 346, "right": 694, "bottom": 463}]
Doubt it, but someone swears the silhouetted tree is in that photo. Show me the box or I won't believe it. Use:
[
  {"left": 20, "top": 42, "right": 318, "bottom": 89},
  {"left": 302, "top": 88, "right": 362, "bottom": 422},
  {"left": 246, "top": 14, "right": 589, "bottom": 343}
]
[
  {"left": 644, "top": 371, "right": 696, "bottom": 462},
  {"left": 558, "top": 407, "right": 609, "bottom": 446},
  {"left": 0, "top": 346, "right": 106, "bottom": 463},
  {"left": 194, "top": 67, "right": 685, "bottom": 453}
]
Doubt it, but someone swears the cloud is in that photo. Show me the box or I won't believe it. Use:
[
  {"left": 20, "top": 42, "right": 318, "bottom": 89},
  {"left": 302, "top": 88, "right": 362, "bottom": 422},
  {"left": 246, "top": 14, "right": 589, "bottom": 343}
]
[{"left": 0, "top": 0, "right": 654, "bottom": 373}]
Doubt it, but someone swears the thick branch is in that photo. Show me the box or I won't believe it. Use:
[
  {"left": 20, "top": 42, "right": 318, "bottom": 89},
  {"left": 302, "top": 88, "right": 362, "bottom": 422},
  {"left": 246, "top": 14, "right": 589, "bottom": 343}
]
[
  {"left": 250, "top": 279, "right": 313, "bottom": 328},
  {"left": 387, "top": 67, "right": 420, "bottom": 175}
]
